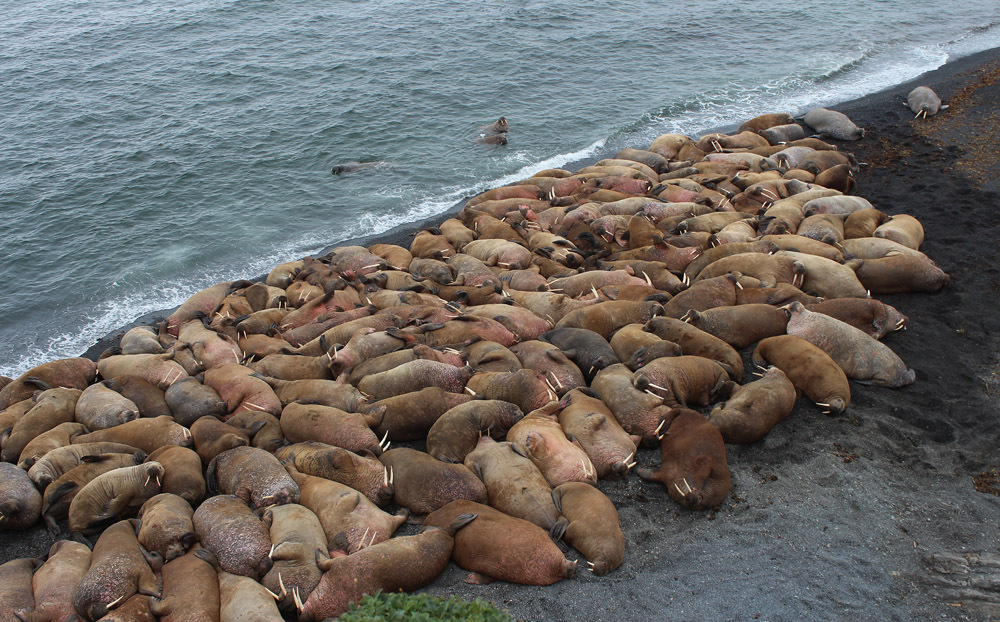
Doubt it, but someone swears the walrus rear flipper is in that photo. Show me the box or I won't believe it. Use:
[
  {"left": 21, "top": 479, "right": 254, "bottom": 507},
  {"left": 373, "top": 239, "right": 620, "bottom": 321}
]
[{"left": 23, "top": 376, "right": 53, "bottom": 390}]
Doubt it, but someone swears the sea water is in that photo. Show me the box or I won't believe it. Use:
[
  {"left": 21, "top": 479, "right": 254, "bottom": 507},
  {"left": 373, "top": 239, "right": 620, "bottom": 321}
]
[{"left": 2, "top": 0, "right": 999, "bottom": 376}]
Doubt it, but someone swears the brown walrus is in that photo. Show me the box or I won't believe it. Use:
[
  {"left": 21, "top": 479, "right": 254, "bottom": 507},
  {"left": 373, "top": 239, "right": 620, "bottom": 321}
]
[
  {"left": 275, "top": 442, "right": 392, "bottom": 507},
  {"left": 424, "top": 500, "right": 576, "bottom": 585},
  {"left": 708, "top": 366, "right": 797, "bottom": 443},
  {"left": 752, "top": 335, "right": 851, "bottom": 415},
  {"left": 551, "top": 481, "right": 625, "bottom": 576},
  {"left": 0, "top": 462, "right": 42, "bottom": 530},
  {"left": 147, "top": 547, "right": 220, "bottom": 621},
  {"left": 16, "top": 539, "right": 91, "bottom": 622},
  {"left": 207, "top": 446, "right": 300, "bottom": 509},
  {"left": 637, "top": 408, "right": 731, "bottom": 510},
  {"left": 378, "top": 447, "right": 488, "bottom": 515},
  {"left": 74, "top": 519, "right": 161, "bottom": 620},
  {"left": 0, "top": 357, "right": 96, "bottom": 410},
  {"left": 425, "top": 399, "right": 524, "bottom": 464},
  {"left": 137, "top": 493, "right": 197, "bottom": 563},
  {"left": 192, "top": 495, "right": 272, "bottom": 581}
]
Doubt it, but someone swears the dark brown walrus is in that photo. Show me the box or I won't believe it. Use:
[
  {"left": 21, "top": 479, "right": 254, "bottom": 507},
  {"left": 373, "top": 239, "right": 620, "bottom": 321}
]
[
  {"left": 425, "top": 399, "right": 525, "bottom": 464},
  {"left": 299, "top": 514, "right": 477, "bottom": 621},
  {"left": 147, "top": 547, "right": 220, "bottom": 622},
  {"left": 15, "top": 539, "right": 91, "bottom": 622},
  {"left": 379, "top": 447, "right": 488, "bottom": 515},
  {"left": 637, "top": 408, "right": 731, "bottom": 510},
  {"left": 424, "top": 500, "right": 576, "bottom": 585}
]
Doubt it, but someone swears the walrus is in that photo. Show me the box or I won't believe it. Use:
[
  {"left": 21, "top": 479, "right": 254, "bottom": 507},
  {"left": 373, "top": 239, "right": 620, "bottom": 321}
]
[
  {"left": 906, "top": 86, "right": 947, "bottom": 118},
  {"left": 300, "top": 514, "right": 476, "bottom": 622},
  {"left": 16, "top": 539, "right": 91, "bottom": 622},
  {"left": 2, "top": 386, "right": 81, "bottom": 464},
  {"left": 190, "top": 416, "right": 250, "bottom": 464},
  {"left": 555, "top": 389, "right": 639, "bottom": 479},
  {"left": 275, "top": 442, "right": 393, "bottom": 506},
  {"left": 637, "top": 408, "right": 731, "bottom": 510},
  {"left": 843, "top": 207, "right": 889, "bottom": 239},
  {"left": 195, "top": 550, "right": 283, "bottom": 622},
  {"left": 425, "top": 399, "right": 524, "bottom": 464},
  {"left": 102, "top": 375, "right": 173, "bottom": 419},
  {"left": 423, "top": 500, "right": 576, "bottom": 585},
  {"left": 538, "top": 327, "right": 619, "bottom": 381},
  {"left": 379, "top": 447, "right": 488, "bottom": 515},
  {"left": 758, "top": 123, "right": 806, "bottom": 145},
  {"left": 681, "top": 304, "right": 789, "bottom": 350},
  {"left": 146, "top": 445, "right": 205, "bottom": 506},
  {"left": 355, "top": 359, "right": 471, "bottom": 401},
  {"left": 260, "top": 503, "right": 327, "bottom": 613},
  {"left": 0, "top": 357, "right": 96, "bottom": 410},
  {"left": 0, "top": 558, "right": 39, "bottom": 619},
  {"left": 176, "top": 318, "right": 243, "bottom": 370},
  {"left": 796, "top": 213, "right": 846, "bottom": 246},
  {"left": 464, "top": 437, "right": 568, "bottom": 537},
  {"left": 0, "top": 462, "right": 42, "bottom": 530},
  {"left": 16, "top": 422, "right": 89, "bottom": 471},
  {"left": 709, "top": 366, "right": 797, "bottom": 443},
  {"left": 40, "top": 453, "right": 146, "bottom": 535},
  {"left": 147, "top": 547, "right": 220, "bottom": 622},
  {"left": 368, "top": 243, "right": 413, "bottom": 270},
  {"left": 737, "top": 112, "right": 795, "bottom": 133},
  {"left": 475, "top": 132, "right": 508, "bottom": 145},
  {"left": 590, "top": 364, "right": 673, "bottom": 446},
  {"left": 279, "top": 402, "right": 385, "bottom": 455},
  {"left": 554, "top": 300, "right": 664, "bottom": 339},
  {"left": 806, "top": 298, "right": 908, "bottom": 339},
  {"left": 784, "top": 302, "right": 916, "bottom": 387},
  {"left": 120, "top": 326, "right": 166, "bottom": 355},
  {"left": 253, "top": 374, "right": 369, "bottom": 412},
  {"left": 615, "top": 147, "right": 669, "bottom": 173},
  {"left": 505, "top": 290, "right": 599, "bottom": 324},
  {"left": 632, "top": 356, "right": 736, "bottom": 409},
  {"left": 751, "top": 335, "right": 851, "bottom": 414},
  {"left": 464, "top": 304, "right": 553, "bottom": 342},
  {"left": 464, "top": 369, "right": 556, "bottom": 415},
  {"left": 664, "top": 273, "right": 769, "bottom": 321},
  {"left": 68, "top": 462, "right": 163, "bottom": 535},
  {"left": 801, "top": 108, "right": 865, "bottom": 141},
  {"left": 207, "top": 446, "right": 300, "bottom": 508},
  {"left": 201, "top": 363, "right": 282, "bottom": 418},
  {"left": 643, "top": 317, "right": 744, "bottom": 381},
  {"left": 284, "top": 465, "right": 406, "bottom": 553},
  {"left": 551, "top": 481, "right": 625, "bottom": 576},
  {"left": 98, "top": 353, "right": 189, "bottom": 391},
  {"left": 26, "top": 440, "right": 138, "bottom": 488},
  {"left": 775, "top": 251, "right": 868, "bottom": 299},
  {"left": 509, "top": 338, "right": 585, "bottom": 391},
  {"left": 330, "top": 161, "right": 389, "bottom": 174},
  {"left": 466, "top": 340, "right": 523, "bottom": 374},
  {"left": 506, "top": 404, "right": 597, "bottom": 487},
  {"left": 72, "top": 416, "right": 193, "bottom": 454},
  {"left": 693, "top": 252, "right": 804, "bottom": 290},
  {"left": 192, "top": 495, "right": 272, "bottom": 581},
  {"left": 165, "top": 281, "right": 249, "bottom": 337},
  {"left": 368, "top": 386, "right": 473, "bottom": 442},
  {"left": 410, "top": 228, "right": 457, "bottom": 259},
  {"left": 73, "top": 519, "right": 161, "bottom": 620},
  {"left": 226, "top": 408, "right": 284, "bottom": 453},
  {"left": 874, "top": 214, "right": 924, "bottom": 250},
  {"left": 855, "top": 254, "right": 949, "bottom": 294},
  {"left": 137, "top": 493, "right": 197, "bottom": 562}
]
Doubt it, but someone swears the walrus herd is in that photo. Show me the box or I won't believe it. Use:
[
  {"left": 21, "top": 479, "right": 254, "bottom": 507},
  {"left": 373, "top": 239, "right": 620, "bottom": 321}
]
[{"left": 0, "top": 108, "right": 949, "bottom": 621}]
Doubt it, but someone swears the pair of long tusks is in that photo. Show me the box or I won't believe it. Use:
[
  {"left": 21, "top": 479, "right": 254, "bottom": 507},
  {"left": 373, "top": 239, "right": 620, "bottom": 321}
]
[
  {"left": 895, "top": 319, "right": 906, "bottom": 330},
  {"left": 278, "top": 572, "right": 287, "bottom": 598},
  {"left": 580, "top": 458, "right": 594, "bottom": 480},
  {"left": 379, "top": 431, "right": 391, "bottom": 452},
  {"left": 144, "top": 474, "right": 161, "bottom": 488},
  {"left": 245, "top": 354, "right": 256, "bottom": 365},
  {"left": 548, "top": 371, "right": 563, "bottom": 389},
  {"left": 543, "top": 375, "right": 559, "bottom": 396},
  {"left": 624, "top": 451, "right": 637, "bottom": 471},
  {"left": 680, "top": 310, "right": 692, "bottom": 323},
  {"left": 646, "top": 381, "right": 669, "bottom": 394},
  {"left": 357, "top": 528, "right": 378, "bottom": 550},
  {"left": 682, "top": 273, "right": 690, "bottom": 287},
  {"left": 383, "top": 466, "right": 394, "bottom": 487},
  {"left": 587, "top": 560, "right": 596, "bottom": 573},
  {"left": 292, "top": 586, "right": 303, "bottom": 613},
  {"left": 591, "top": 285, "right": 600, "bottom": 300},
  {"left": 711, "top": 139, "right": 723, "bottom": 152}
]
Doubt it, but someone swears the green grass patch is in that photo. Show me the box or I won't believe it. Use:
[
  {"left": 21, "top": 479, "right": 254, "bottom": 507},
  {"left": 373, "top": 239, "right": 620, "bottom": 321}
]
[{"left": 338, "top": 591, "right": 515, "bottom": 621}]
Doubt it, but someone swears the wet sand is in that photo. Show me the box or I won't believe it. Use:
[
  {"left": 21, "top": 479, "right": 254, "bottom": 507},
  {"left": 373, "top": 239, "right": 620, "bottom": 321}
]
[{"left": 4, "top": 46, "right": 1000, "bottom": 622}]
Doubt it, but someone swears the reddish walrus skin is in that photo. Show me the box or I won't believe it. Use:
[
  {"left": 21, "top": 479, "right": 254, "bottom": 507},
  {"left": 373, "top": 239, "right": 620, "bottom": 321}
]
[
  {"left": 552, "top": 482, "right": 625, "bottom": 576},
  {"left": 73, "top": 519, "right": 161, "bottom": 621},
  {"left": 637, "top": 409, "right": 731, "bottom": 511},
  {"left": 298, "top": 514, "right": 476, "bottom": 622},
  {"left": 424, "top": 500, "right": 577, "bottom": 585}
]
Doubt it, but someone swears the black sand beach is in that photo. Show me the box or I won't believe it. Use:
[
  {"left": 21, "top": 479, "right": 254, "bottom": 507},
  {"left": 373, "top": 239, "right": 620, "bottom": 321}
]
[{"left": 4, "top": 47, "right": 1000, "bottom": 621}]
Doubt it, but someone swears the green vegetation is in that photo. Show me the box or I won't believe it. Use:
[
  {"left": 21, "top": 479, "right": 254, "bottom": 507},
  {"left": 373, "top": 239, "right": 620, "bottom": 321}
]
[{"left": 338, "top": 591, "right": 515, "bottom": 622}]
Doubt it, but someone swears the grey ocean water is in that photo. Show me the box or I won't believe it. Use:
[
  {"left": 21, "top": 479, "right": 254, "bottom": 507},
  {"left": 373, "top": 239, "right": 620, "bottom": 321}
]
[{"left": 1, "top": 0, "right": 999, "bottom": 377}]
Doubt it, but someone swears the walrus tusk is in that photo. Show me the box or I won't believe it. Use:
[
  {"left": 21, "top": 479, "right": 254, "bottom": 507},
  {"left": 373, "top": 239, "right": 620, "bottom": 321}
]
[
  {"left": 682, "top": 273, "right": 690, "bottom": 287},
  {"left": 543, "top": 376, "right": 558, "bottom": 395},
  {"left": 389, "top": 466, "right": 394, "bottom": 486},
  {"left": 654, "top": 420, "right": 665, "bottom": 436},
  {"left": 646, "top": 382, "right": 669, "bottom": 393},
  {"left": 106, "top": 594, "right": 127, "bottom": 610},
  {"left": 359, "top": 528, "right": 370, "bottom": 550},
  {"left": 589, "top": 366, "right": 596, "bottom": 377},
  {"left": 293, "top": 586, "right": 303, "bottom": 612},
  {"left": 263, "top": 585, "right": 280, "bottom": 600},
  {"left": 155, "top": 476, "right": 161, "bottom": 488},
  {"left": 545, "top": 314, "right": 555, "bottom": 327},
  {"left": 735, "top": 281, "right": 743, "bottom": 290},
  {"left": 383, "top": 467, "right": 389, "bottom": 487},
  {"left": 895, "top": 319, "right": 906, "bottom": 330},
  {"left": 625, "top": 451, "right": 634, "bottom": 464},
  {"left": 379, "top": 430, "right": 390, "bottom": 450},
  {"left": 626, "top": 461, "right": 637, "bottom": 471},
  {"left": 269, "top": 543, "right": 275, "bottom": 559},
  {"left": 278, "top": 572, "right": 287, "bottom": 597},
  {"left": 683, "top": 478, "right": 693, "bottom": 494},
  {"left": 591, "top": 285, "right": 600, "bottom": 300},
  {"left": 244, "top": 401, "right": 265, "bottom": 411},
  {"left": 642, "top": 271, "right": 653, "bottom": 286},
  {"left": 674, "top": 483, "right": 685, "bottom": 496},
  {"left": 549, "top": 372, "right": 563, "bottom": 389},
  {"left": 546, "top": 387, "right": 557, "bottom": 401},
  {"left": 464, "top": 386, "right": 477, "bottom": 396}
]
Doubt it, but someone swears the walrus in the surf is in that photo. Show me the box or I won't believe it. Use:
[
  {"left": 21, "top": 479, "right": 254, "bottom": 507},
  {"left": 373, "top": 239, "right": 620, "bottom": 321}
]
[
  {"left": 330, "top": 161, "right": 390, "bottom": 175},
  {"left": 906, "top": 86, "right": 947, "bottom": 118}
]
